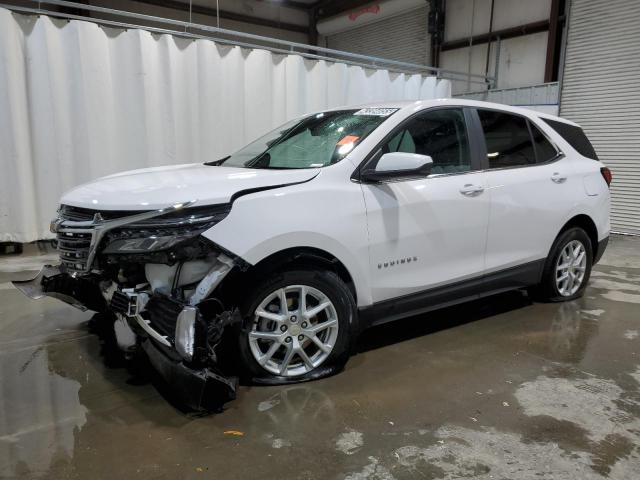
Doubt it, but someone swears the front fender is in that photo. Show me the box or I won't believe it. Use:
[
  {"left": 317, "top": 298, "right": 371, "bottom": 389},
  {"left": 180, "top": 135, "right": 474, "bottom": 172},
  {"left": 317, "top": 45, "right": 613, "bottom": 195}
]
[{"left": 201, "top": 180, "right": 373, "bottom": 307}]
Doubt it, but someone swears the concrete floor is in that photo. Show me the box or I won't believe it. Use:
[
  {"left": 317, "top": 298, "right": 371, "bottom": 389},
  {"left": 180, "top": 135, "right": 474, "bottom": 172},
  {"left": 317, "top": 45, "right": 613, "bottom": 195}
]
[{"left": 1, "top": 236, "right": 639, "bottom": 479}]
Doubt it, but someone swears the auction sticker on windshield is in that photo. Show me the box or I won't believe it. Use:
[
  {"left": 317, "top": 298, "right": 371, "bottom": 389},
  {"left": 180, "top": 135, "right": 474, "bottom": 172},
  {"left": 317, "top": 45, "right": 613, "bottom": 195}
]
[{"left": 354, "top": 108, "right": 399, "bottom": 116}]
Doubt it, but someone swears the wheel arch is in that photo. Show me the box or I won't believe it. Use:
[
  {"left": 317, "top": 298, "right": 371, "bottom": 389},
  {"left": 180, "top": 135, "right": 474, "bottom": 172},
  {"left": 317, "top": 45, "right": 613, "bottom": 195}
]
[
  {"left": 558, "top": 214, "right": 599, "bottom": 258},
  {"left": 217, "top": 246, "right": 359, "bottom": 307}
]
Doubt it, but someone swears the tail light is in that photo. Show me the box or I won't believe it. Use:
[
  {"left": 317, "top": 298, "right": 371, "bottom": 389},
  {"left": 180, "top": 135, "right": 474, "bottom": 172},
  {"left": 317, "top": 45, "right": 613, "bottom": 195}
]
[{"left": 600, "top": 167, "right": 612, "bottom": 187}]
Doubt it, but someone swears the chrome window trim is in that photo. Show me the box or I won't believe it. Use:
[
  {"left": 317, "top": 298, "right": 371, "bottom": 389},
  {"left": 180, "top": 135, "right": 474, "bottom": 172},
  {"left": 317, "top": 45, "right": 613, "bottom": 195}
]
[
  {"left": 426, "top": 169, "right": 477, "bottom": 179},
  {"left": 477, "top": 151, "right": 567, "bottom": 174},
  {"left": 359, "top": 168, "right": 479, "bottom": 184}
]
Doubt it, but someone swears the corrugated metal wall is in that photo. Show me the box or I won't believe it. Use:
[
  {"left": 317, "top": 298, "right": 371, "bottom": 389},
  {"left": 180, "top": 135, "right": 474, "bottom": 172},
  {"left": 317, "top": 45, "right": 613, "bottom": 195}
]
[
  {"left": 326, "top": 6, "right": 430, "bottom": 65},
  {"left": 560, "top": 0, "right": 640, "bottom": 235}
]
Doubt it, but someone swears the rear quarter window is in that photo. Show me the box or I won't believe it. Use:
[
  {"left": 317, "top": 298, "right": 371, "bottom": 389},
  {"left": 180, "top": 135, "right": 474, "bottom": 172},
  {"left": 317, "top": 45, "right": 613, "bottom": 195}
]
[{"left": 541, "top": 118, "right": 599, "bottom": 160}]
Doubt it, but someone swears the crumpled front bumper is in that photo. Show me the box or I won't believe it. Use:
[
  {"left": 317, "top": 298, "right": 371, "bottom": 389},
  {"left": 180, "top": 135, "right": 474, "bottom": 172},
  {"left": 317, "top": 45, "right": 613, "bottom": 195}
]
[
  {"left": 12, "top": 265, "right": 237, "bottom": 411},
  {"left": 12, "top": 264, "right": 106, "bottom": 312}
]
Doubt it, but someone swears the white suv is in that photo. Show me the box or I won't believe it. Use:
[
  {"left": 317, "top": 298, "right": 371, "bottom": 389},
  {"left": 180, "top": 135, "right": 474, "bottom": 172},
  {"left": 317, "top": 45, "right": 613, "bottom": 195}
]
[{"left": 14, "top": 99, "right": 611, "bottom": 409}]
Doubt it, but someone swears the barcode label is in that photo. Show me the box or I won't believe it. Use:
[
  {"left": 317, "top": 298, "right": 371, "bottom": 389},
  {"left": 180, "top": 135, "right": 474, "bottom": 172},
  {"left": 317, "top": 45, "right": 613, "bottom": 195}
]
[{"left": 354, "top": 108, "right": 399, "bottom": 117}]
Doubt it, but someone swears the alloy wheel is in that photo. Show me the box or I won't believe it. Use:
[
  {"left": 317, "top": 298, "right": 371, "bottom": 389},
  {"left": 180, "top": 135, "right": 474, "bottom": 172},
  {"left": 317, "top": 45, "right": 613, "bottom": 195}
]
[
  {"left": 248, "top": 285, "right": 339, "bottom": 376},
  {"left": 555, "top": 240, "right": 587, "bottom": 296}
]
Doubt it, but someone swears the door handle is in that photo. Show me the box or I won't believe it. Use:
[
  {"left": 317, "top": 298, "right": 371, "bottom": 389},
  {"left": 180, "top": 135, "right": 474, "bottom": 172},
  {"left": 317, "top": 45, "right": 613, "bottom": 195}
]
[
  {"left": 459, "top": 184, "right": 484, "bottom": 197},
  {"left": 551, "top": 172, "right": 567, "bottom": 184}
]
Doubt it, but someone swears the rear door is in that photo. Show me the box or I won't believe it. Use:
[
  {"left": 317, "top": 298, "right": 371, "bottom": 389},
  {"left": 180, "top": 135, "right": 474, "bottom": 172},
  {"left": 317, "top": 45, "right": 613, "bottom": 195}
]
[
  {"left": 360, "top": 107, "right": 490, "bottom": 303},
  {"left": 474, "top": 108, "right": 570, "bottom": 277}
]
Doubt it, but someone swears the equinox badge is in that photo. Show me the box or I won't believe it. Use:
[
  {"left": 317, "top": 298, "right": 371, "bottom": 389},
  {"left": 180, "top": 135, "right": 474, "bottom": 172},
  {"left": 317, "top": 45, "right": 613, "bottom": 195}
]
[{"left": 378, "top": 256, "right": 418, "bottom": 269}]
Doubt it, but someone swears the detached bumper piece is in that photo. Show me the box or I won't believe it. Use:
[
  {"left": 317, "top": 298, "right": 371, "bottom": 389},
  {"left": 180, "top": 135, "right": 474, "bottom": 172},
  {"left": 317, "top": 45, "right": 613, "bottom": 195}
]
[
  {"left": 12, "top": 265, "right": 106, "bottom": 312},
  {"left": 120, "top": 291, "right": 240, "bottom": 411},
  {"left": 142, "top": 339, "right": 238, "bottom": 411}
]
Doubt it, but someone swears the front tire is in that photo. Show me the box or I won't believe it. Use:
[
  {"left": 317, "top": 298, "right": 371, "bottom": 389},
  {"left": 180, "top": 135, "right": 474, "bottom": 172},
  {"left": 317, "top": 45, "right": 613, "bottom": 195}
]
[
  {"left": 236, "top": 269, "right": 356, "bottom": 384},
  {"left": 533, "top": 227, "right": 593, "bottom": 302}
]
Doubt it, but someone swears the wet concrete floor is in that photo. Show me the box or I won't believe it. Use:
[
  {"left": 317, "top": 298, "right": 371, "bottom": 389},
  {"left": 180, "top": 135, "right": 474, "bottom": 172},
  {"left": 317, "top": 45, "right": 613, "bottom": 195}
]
[{"left": 1, "top": 235, "right": 639, "bottom": 479}]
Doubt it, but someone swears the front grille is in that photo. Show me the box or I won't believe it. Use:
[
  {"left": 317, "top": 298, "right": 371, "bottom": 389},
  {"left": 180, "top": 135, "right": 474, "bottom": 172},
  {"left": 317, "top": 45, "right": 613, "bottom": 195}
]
[
  {"left": 59, "top": 205, "right": 95, "bottom": 222},
  {"left": 59, "top": 205, "right": 141, "bottom": 222},
  {"left": 57, "top": 230, "right": 93, "bottom": 273},
  {"left": 55, "top": 205, "right": 150, "bottom": 274}
]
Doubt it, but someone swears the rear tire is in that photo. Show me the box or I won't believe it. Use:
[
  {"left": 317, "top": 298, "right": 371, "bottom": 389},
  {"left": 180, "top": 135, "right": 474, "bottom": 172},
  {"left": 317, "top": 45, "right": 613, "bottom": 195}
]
[
  {"left": 532, "top": 227, "right": 593, "bottom": 302},
  {"left": 235, "top": 268, "right": 357, "bottom": 385}
]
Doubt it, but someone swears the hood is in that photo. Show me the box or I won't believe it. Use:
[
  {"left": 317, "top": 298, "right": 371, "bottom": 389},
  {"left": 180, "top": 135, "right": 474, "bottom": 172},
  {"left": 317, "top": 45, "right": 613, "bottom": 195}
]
[{"left": 60, "top": 163, "right": 320, "bottom": 210}]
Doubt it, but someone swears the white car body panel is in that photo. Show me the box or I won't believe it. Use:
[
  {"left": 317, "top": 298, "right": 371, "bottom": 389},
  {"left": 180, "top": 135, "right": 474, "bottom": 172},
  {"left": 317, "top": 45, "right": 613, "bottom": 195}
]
[
  {"left": 202, "top": 164, "right": 374, "bottom": 306},
  {"left": 361, "top": 171, "right": 489, "bottom": 303},
  {"left": 535, "top": 118, "right": 611, "bottom": 242},
  {"left": 61, "top": 163, "right": 320, "bottom": 210},
  {"left": 55, "top": 99, "right": 611, "bottom": 310},
  {"left": 482, "top": 156, "right": 574, "bottom": 272}
]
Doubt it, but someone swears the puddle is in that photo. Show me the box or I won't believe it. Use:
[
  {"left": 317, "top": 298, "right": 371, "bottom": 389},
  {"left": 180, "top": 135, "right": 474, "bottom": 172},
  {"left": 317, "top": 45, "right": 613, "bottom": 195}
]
[{"left": 0, "top": 347, "right": 87, "bottom": 478}]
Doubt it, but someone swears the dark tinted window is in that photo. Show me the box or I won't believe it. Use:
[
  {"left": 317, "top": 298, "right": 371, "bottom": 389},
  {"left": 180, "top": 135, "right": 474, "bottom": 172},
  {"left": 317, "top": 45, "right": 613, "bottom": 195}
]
[
  {"left": 542, "top": 118, "right": 599, "bottom": 160},
  {"left": 530, "top": 122, "right": 559, "bottom": 163},
  {"left": 478, "top": 110, "right": 535, "bottom": 168},
  {"left": 381, "top": 109, "right": 471, "bottom": 174}
]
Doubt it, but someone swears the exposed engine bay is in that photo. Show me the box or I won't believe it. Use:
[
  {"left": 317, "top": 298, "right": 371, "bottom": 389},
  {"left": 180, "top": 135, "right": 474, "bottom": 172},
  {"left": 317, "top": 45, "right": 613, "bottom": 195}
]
[{"left": 13, "top": 202, "right": 246, "bottom": 410}]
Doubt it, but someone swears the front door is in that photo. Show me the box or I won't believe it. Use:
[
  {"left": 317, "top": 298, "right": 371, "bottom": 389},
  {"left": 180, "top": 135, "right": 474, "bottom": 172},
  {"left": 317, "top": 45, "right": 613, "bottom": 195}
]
[{"left": 360, "top": 108, "right": 490, "bottom": 303}]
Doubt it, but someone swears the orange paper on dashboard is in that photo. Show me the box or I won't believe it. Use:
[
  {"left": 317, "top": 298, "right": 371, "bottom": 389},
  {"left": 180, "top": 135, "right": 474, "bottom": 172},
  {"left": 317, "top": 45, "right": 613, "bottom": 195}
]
[{"left": 337, "top": 135, "right": 359, "bottom": 146}]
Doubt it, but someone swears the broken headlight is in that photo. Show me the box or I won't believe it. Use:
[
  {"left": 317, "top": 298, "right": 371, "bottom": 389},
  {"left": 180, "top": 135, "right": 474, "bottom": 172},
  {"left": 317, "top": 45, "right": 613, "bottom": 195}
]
[
  {"left": 102, "top": 204, "right": 230, "bottom": 254},
  {"left": 103, "top": 233, "right": 199, "bottom": 253}
]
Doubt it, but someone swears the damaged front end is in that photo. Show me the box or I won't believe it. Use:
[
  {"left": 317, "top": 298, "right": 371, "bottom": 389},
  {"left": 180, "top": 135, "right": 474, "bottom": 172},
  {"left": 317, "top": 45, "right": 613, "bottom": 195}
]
[{"left": 13, "top": 201, "right": 244, "bottom": 411}]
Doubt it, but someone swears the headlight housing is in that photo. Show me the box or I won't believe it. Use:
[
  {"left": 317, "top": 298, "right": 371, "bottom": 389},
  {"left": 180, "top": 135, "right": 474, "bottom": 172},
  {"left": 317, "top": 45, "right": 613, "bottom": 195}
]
[
  {"left": 102, "top": 204, "right": 230, "bottom": 254},
  {"left": 103, "top": 233, "right": 200, "bottom": 253}
]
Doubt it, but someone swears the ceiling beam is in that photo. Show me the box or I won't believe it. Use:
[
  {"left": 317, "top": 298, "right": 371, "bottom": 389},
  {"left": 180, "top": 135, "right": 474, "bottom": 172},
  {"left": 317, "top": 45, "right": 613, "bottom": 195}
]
[
  {"left": 131, "top": 0, "right": 309, "bottom": 33},
  {"left": 308, "top": 4, "right": 319, "bottom": 45},
  {"left": 313, "top": 0, "right": 376, "bottom": 20},
  {"left": 259, "top": 0, "right": 313, "bottom": 11},
  {"left": 440, "top": 20, "right": 550, "bottom": 52}
]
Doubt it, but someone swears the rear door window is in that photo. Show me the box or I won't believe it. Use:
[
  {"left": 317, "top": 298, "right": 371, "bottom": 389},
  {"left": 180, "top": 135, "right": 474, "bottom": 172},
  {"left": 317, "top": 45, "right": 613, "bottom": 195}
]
[
  {"left": 530, "top": 122, "right": 559, "bottom": 163},
  {"left": 478, "top": 110, "right": 536, "bottom": 168}
]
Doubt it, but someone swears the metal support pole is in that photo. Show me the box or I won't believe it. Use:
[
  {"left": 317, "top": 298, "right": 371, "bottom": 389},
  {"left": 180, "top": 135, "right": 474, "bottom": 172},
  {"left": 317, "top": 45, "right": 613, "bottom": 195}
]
[
  {"left": 484, "top": 0, "right": 495, "bottom": 87},
  {"left": 493, "top": 36, "right": 501, "bottom": 89}
]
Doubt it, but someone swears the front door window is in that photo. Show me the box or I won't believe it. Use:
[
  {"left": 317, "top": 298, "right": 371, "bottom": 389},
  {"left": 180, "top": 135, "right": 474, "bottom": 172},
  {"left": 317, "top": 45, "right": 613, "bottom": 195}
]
[{"left": 380, "top": 109, "right": 471, "bottom": 175}]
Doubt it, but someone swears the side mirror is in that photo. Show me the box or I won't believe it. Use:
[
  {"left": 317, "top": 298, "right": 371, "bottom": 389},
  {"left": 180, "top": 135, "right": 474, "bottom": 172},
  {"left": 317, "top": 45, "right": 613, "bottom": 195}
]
[{"left": 360, "top": 152, "right": 433, "bottom": 183}]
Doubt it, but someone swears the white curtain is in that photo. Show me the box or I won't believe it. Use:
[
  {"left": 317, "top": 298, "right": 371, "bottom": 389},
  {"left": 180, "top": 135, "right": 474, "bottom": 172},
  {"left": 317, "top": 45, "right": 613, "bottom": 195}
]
[{"left": 0, "top": 8, "right": 451, "bottom": 242}]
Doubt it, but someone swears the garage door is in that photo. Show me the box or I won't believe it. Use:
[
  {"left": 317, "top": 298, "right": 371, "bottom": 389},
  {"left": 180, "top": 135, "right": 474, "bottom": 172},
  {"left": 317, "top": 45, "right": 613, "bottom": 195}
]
[
  {"left": 326, "top": 6, "right": 430, "bottom": 66},
  {"left": 559, "top": 0, "right": 640, "bottom": 235}
]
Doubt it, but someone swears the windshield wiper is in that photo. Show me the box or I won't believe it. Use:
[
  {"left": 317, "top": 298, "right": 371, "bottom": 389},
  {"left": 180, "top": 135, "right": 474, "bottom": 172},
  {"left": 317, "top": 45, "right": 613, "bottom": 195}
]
[{"left": 204, "top": 156, "right": 230, "bottom": 166}]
